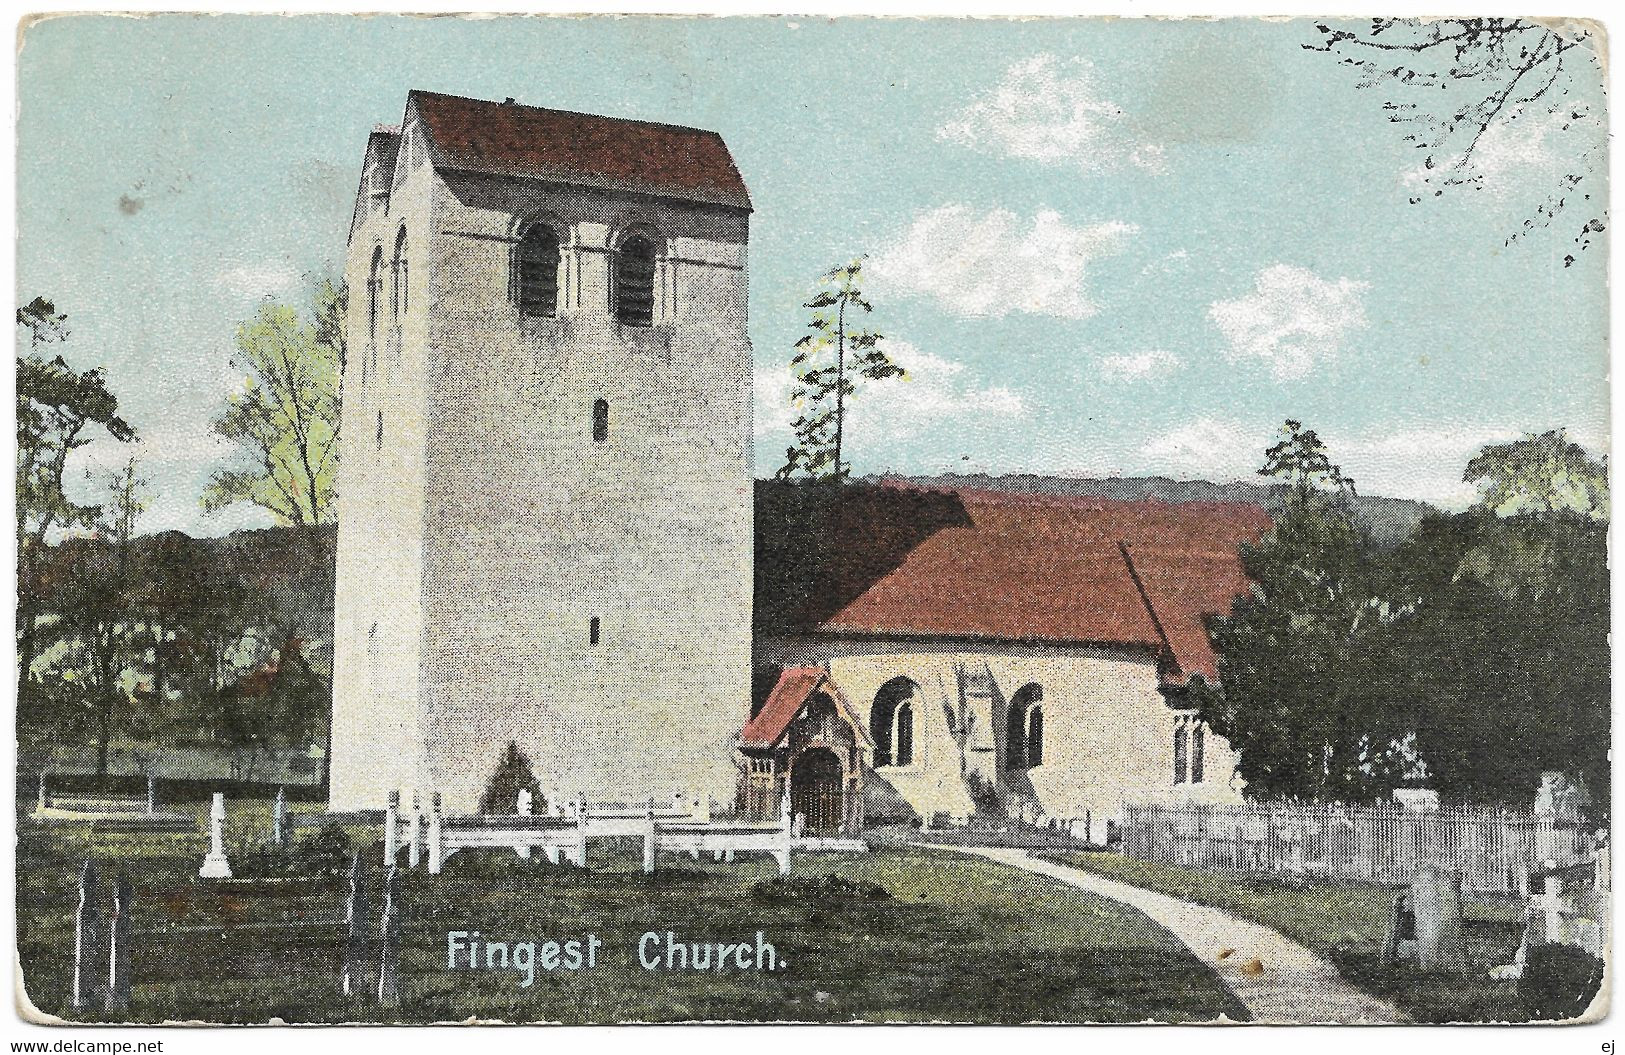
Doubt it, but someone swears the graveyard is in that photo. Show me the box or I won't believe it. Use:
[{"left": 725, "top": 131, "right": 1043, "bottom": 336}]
[
  {"left": 1050, "top": 851, "right": 1564, "bottom": 1023},
  {"left": 17, "top": 792, "right": 1252, "bottom": 1024}
]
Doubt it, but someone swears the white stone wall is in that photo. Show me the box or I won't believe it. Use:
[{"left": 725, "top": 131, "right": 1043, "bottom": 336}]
[
  {"left": 331, "top": 113, "right": 754, "bottom": 814},
  {"left": 329, "top": 127, "right": 437, "bottom": 812},
  {"left": 757, "top": 635, "right": 1243, "bottom": 825},
  {"left": 417, "top": 173, "right": 752, "bottom": 813}
]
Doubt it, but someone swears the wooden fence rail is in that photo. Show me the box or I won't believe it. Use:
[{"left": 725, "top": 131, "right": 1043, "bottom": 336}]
[{"left": 1120, "top": 801, "right": 1594, "bottom": 894}]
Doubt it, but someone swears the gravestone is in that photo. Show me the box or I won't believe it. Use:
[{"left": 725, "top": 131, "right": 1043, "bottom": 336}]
[
  {"left": 72, "top": 860, "right": 102, "bottom": 1009},
  {"left": 272, "top": 786, "right": 287, "bottom": 846},
  {"left": 377, "top": 865, "right": 401, "bottom": 1007},
  {"left": 342, "top": 851, "right": 367, "bottom": 998},
  {"left": 199, "top": 792, "right": 232, "bottom": 879},
  {"left": 1412, "top": 864, "right": 1466, "bottom": 971},
  {"left": 105, "top": 874, "right": 132, "bottom": 1011}
]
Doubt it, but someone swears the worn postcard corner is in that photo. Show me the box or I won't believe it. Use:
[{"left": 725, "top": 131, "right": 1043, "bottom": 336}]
[{"left": 12, "top": 11, "right": 1611, "bottom": 1031}]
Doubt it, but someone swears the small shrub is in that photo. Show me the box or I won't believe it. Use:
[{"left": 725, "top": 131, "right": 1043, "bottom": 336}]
[
  {"left": 751, "top": 872, "right": 891, "bottom": 904},
  {"left": 292, "top": 821, "right": 351, "bottom": 876},
  {"left": 478, "top": 742, "right": 544, "bottom": 815},
  {"left": 1518, "top": 943, "right": 1604, "bottom": 1020}
]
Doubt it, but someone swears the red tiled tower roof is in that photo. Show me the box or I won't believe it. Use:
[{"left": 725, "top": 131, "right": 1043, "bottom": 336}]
[{"left": 409, "top": 90, "right": 750, "bottom": 209}]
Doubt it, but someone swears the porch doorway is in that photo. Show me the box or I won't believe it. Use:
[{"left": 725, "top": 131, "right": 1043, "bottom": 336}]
[{"left": 791, "top": 747, "right": 846, "bottom": 834}]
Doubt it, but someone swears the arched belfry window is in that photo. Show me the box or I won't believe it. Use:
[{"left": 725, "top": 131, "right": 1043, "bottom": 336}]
[
  {"left": 516, "top": 223, "right": 559, "bottom": 318},
  {"left": 367, "top": 246, "right": 383, "bottom": 350},
  {"left": 614, "top": 233, "right": 656, "bottom": 327},
  {"left": 871, "top": 677, "right": 918, "bottom": 768},
  {"left": 1007, "top": 684, "right": 1043, "bottom": 770},
  {"left": 391, "top": 226, "right": 409, "bottom": 318}
]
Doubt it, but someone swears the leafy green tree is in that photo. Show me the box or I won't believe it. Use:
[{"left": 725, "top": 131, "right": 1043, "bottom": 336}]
[
  {"left": 16, "top": 296, "right": 136, "bottom": 715},
  {"left": 1384, "top": 509, "right": 1608, "bottom": 809},
  {"left": 203, "top": 282, "right": 343, "bottom": 525},
  {"left": 1464, "top": 428, "right": 1607, "bottom": 519},
  {"left": 31, "top": 458, "right": 151, "bottom": 780},
  {"left": 1195, "top": 421, "right": 1408, "bottom": 802},
  {"left": 777, "top": 259, "right": 904, "bottom": 482}
]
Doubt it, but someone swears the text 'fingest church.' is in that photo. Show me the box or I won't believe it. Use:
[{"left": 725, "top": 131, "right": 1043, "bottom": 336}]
[{"left": 329, "top": 91, "right": 1268, "bottom": 837}]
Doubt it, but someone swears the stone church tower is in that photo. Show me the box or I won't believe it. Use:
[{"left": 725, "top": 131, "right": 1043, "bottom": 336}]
[{"left": 329, "top": 90, "right": 753, "bottom": 813}]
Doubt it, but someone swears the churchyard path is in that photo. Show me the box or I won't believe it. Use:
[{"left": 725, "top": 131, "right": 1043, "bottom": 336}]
[{"left": 939, "top": 845, "right": 1408, "bottom": 1024}]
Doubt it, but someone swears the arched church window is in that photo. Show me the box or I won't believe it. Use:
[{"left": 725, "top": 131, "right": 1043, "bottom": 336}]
[
  {"left": 894, "top": 702, "right": 914, "bottom": 767},
  {"left": 1007, "top": 684, "right": 1043, "bottom": 770},
  {"left": 614, "top": 234, "right": 656, "bottom": 327},
  {"left": 1173, "top": 722, "right": 1189, "bottom": 784},
  {"left": 516, "top": 223, "right": 560, "bottom": 318},
  {"left": 367, "top": 246, "right": 383, "bottom": 352},
  {"left": 871, "top": 677, "right": 917, "bottom": 768},
  {"left": 592, "top": 399, "right": 609, "bottom": 442},
  {"left": 391, "top": 226, "right": 409, "bottom": 318},
  {"left": 1191, "top": 723, "right": 1204, "bottom": 784}
]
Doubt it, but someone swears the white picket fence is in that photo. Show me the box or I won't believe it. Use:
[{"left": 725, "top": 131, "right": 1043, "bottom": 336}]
[
  {"left": 383, "top": 790, "right": 840, "bottom": 876},
  {"left": 1121, "top": 801, "right": 1595, "bottom": 894}
]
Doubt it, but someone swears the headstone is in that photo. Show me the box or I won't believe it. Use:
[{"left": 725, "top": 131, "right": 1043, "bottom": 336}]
[
  {"left": 72, "top": 860, "right": 103, "bottom": 1010},
  {"left": 105, "top": 874, "right": 132, "bottom": 1011},
  {"left": 515, "top": 789, "right": 532, "bottom": 860},
  {"left": 272, "top": 786, "right": 287, "bottom": 846},
  {"left": 146, "top": 773, "right": 157, "bottom": 816},
  {"left": 1411, "top": 864, "right": 1466, "bottom": 971},
  {"left": 342, "top": 851, "right": 367, "bottom": 998},
  {"left": 376, "top": 866, "right": 401, "bottom": 1007},
  {"left": 408, "top": 791, "right": 422, "bottom": 869},
  {"left": 383, "top": 790, "right": 400, "bottom": 866},
  {"left": 643, "top": 809, "right": 657, "bottom": 874},
  {"left": 198, "top": 792, "right": 232, "bottom": 879},
  {"left": 427, "top": 792, "right": 443, "bottom": 875}
]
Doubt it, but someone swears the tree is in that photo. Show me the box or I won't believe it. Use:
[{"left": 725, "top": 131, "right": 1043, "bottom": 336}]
[
  {"left": 31, "top": 459, "right": 151, "bottom": 780},
  {"left": 1464, "top": 428, "right": 1607, "bottom": 519},
  {"left": 1307, "top": 18, "right": 1605, "bottom": 262},
  {"left": 203, "top": 282, "right": 343, "bottom": 525},
  {"left": 777, "top": 258, "right": 904, "bottom": 482},
  {"left": 1195, "top": 421, "right": 1408, "bottom": 802},
  {"left": 16, "top": 296, "right": 136, "bottom": 711}
]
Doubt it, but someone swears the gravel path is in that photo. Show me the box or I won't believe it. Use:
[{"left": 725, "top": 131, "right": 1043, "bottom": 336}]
[{"left": 942, "top": 845, "right": 1408, "bottom": 1024}]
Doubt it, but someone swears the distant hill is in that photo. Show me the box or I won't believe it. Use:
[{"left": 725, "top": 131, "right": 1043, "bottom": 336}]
[{"left": 864, "top": 472, "right": 1435, "bottom": 547}]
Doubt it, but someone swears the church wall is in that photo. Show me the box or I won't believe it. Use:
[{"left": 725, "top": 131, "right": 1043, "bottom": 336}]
[
  {"left": 328, "top": 127, "right": 436, "bottom": 811},
  {"left": 414, "top": 174, "right": 753, "bottom": 813},
  {"left": 757, "top": 635, "right": 1242, "bottom": 825}
]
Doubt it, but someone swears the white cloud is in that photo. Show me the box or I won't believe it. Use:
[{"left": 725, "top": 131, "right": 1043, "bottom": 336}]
[
  {"left": 216, "top": 261, "right": 304, "bottom": 298},
  {"left": 1139, "top": 418, "right": 1263, "bottom": 481},
  {"left": 869, "top": 204, "right": 1136, "bottom": 320},
  {"left": 754, "top": 340, "right": 1027, "bottom": 447},
  {"left": 1100, "top": 349, "right": 1181, "bottom": 383},
  {"left": 853, "top": 341, "right": 1027, "bottom": 442},
  {"left": 1207, "top": 264, "right": 1370, "bottom": 381},
  {"left": 939, "top": 54, "right": 1165, "bottom": 173}
]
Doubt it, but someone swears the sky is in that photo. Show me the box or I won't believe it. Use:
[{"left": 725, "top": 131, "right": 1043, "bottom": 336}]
[{"left": 16, "top": 14, "right": 1610, "bottom": 536}]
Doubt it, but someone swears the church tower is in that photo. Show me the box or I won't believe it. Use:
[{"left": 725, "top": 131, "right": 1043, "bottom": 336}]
[{"left": 329, "top": 91, "right": 753, "bottom": 813}]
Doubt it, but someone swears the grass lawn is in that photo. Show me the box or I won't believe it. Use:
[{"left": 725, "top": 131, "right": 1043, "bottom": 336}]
[
  {"left": 1048, "top": 851, "right": 1535, "bottom": 1023},
  {"left": 18, "top": 802, "right": 1247, "bottom": 1024}
]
